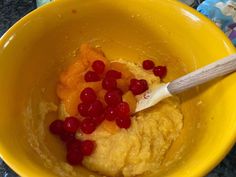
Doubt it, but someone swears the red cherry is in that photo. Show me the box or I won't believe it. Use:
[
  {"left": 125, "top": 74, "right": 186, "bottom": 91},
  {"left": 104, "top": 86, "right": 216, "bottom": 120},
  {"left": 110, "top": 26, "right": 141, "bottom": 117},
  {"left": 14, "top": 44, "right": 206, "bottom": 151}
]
[
  {"left": 142, "top": 60, "right": 155, "bottom": 70},
  {"left": 105, "top": 70, "right": 122, "bottom": 79},
  {"left": 130, "top": 78, "right": 138, "bottom": 84},
  {"left": 80, "top": 87, "right": 97, "bottom": 103},
  {"left": 88, "top": 100, "right": 104, "bottom": 117},
  {"left": 66, "top": 148, "right": 83, "bottom": 165},
  {"left": 49, "top": 119, "right": 64, "bottom": 135},
  {"left": 129, "top": 79, "right": 141, "bottom": 95},
  {"left": 153, "top": 66, "right": 167, "bottom": 79},
  {"left": 67, "top": 139, "right": 81, "bottom": 151},
  {"left": 116, "top": 116, "right": 131, "bottom": 129},
  {"left": 84, "top": 71, "right": 100, "bottom": 82},
  {"left": 63, "top": 117, "right": 80, "bottom": 133},
  {"left": 139, "top": 79, "right": 148, "bottom": 91},
  {"left": 115, "top": 88, "right": 123, "bottom": 95},
  {"left": 91, "top": 114, "right": 105, "bottom": 126},
  {"left": 60, "top": 131, "right": 75, "bottom": 143},
  {"left": 116, "top": 102, "right": 130, "bottom": 117},
  {"left": 129, "top": 79, "right": 148, "bottom": 95},
  {"left": 78, "top": 102, "right": 90, "bottom": 117},
  {"left": 80, "top": 118, "right": 96, "bottom": 134},
  {"left": 80, "top": 140, "right": 95, "bottom": 156},
  {"left": 92, "top": 60, "right": 105, "bottom": 74},
  {"left": 102, "top": 77, "right": 117, "bottom": 91},
  {"left": 104, "top": 107, "right": 117, "bottom": 121},
  {"left": 104, "top": 90, "right": 122, "bottom": 106}
]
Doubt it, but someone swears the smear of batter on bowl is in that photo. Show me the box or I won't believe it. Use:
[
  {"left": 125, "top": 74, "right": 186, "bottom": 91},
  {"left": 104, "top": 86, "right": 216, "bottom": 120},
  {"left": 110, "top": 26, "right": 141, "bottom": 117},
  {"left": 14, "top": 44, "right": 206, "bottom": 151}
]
[{"left": 50, "top": 44, "right": 183, "bottom": 177}]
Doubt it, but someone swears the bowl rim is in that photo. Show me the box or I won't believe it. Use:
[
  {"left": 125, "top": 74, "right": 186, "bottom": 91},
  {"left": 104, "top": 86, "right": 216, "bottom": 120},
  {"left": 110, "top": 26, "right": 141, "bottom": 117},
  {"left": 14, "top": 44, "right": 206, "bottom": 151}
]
[{"left": 0, "top": 0, "right": 235, "bottom": 177}]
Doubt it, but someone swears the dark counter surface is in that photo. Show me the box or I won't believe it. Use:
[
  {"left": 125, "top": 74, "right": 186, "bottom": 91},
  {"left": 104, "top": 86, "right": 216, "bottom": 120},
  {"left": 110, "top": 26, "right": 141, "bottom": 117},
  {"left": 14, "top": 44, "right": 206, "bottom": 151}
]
[{"left": 0, "top": 0, "right": 235, "bottom": 176}]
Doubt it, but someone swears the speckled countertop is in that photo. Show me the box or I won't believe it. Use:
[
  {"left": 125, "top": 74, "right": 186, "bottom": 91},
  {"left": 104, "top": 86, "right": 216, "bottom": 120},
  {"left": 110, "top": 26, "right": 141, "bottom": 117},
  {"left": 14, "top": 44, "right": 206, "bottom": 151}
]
[{"left": 0, "top": 0, "right": 235, "bottom": 176}]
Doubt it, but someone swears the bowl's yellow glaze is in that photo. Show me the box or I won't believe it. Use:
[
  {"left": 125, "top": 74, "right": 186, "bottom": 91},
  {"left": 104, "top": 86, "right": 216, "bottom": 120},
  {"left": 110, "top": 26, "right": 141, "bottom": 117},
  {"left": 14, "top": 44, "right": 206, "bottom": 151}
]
[{"left": 0, "top": 0, "right": 236, "bottom": 177}]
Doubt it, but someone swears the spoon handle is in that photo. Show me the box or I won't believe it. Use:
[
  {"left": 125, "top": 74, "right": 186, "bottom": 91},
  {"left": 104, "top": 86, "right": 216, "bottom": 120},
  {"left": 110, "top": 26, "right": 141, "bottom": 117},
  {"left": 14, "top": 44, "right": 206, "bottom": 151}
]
[{"left": 167, "top": 54, "right": 236, "bottom": 95}]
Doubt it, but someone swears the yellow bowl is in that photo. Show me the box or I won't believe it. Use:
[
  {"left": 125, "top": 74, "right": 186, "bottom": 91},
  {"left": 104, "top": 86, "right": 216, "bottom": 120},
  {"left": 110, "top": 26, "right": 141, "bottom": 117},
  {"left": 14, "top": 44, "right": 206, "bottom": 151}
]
[{"left": 0, "top": 0, "right": 236, "bottom": 176}]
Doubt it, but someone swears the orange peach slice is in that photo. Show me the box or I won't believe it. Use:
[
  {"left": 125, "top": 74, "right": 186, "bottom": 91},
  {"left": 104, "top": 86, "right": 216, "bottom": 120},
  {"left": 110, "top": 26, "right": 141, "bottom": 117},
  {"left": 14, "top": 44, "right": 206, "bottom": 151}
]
[
  {"left": 117, "top": 79, "right": 129, "bottom": 93},
  {"left": 57, "top": 44, "right": 138, "bottom": 118},
  {"left": 59, "top": 81, "right": 102, "bottom": 115},
  {"left": 110, "top": 62, "right": 134, "bottom": 80},
  {"left": 79, "top": 44, "right": 109, "bottom": 68},
  {"left": 63, "top": 89, "right": 82, "bottom": 116},
  {"left": 57, "top": 44, "right": 108, "bottom": 97},
  {"left": 60, "top": 60, "right": 86, "bottom": 88}
]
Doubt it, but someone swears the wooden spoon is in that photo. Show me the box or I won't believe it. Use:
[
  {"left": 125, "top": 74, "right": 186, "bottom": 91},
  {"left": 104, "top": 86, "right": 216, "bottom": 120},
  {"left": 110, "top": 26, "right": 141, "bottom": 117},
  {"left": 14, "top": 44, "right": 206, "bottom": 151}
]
[{"left": 135, "top": 54, "right": 236, "bottom": 112}]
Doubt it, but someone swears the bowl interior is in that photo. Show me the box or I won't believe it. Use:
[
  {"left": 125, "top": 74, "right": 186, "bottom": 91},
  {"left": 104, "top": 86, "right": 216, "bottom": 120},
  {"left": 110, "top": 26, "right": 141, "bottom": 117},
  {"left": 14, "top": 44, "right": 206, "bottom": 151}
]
[{"left": 0, "top": 0, "right": 236, "bottom": 177}]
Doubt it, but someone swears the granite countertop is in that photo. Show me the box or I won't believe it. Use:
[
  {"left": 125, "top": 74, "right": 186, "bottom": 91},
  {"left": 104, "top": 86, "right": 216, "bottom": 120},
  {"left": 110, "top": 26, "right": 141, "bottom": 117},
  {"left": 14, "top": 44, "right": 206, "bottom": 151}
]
[{"left": 0, "top": 0, "right": 235, "bottom": 176}]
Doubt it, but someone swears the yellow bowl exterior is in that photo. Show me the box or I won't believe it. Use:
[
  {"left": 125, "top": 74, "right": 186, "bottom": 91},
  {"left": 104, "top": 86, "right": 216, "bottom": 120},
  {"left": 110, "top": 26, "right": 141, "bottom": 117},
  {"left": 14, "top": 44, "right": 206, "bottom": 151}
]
[{"left": 0, "top": 0, "right": 236, "bottom": 177}]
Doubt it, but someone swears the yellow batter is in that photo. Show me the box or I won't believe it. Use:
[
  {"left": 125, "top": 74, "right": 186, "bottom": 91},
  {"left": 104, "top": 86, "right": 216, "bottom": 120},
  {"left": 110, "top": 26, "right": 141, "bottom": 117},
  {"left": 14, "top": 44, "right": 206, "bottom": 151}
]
[{"left": 75, "top": 60, "right": 183, "bottom": 177}]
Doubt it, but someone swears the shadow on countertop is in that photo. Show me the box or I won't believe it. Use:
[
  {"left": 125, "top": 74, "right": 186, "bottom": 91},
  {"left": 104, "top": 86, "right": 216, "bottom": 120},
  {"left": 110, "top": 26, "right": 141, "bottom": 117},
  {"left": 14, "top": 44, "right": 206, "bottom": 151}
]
[
  {"left": 0, "top": 0, "right": 36, "bottom": 36},
  {"left": 0, "top": 0, "right": 235, "bottom": 176}
]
